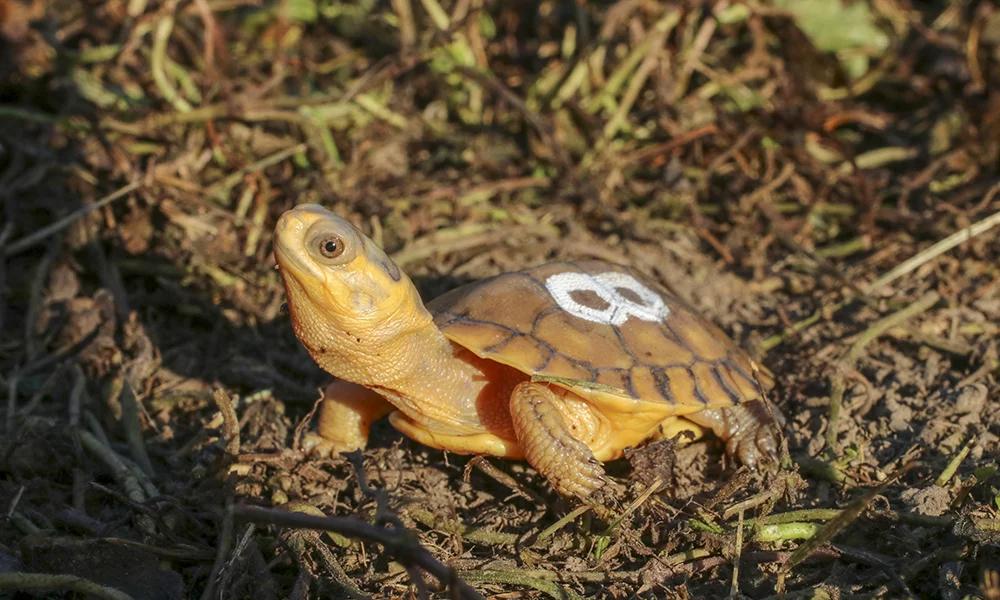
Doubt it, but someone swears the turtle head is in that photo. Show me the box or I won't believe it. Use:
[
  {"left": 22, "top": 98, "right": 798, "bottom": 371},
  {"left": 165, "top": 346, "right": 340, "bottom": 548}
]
[{"left": 274, "top": 204, "right": 431, "bottom": 374}]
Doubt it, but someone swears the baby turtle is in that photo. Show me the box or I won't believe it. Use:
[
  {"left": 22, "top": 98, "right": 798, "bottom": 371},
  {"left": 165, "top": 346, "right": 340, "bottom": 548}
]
[{"left": 274, "top": 204, "right": 782, "bottom": 500}]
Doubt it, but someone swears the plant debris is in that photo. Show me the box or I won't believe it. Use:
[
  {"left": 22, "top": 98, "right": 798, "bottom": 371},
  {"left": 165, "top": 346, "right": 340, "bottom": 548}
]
[{"left": 0, "top": 0, "right": 998, "bottom": 597}]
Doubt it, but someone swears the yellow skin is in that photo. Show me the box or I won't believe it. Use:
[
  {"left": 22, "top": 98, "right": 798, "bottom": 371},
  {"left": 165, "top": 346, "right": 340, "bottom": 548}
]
[{"left": 274, "top": 204, "right": 778, "bottom": 500}]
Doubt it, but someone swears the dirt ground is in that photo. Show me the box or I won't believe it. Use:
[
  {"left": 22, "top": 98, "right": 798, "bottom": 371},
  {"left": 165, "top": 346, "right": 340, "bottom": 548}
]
[{"left": 0, "top": 0, "right": 998, "bottom": 598}]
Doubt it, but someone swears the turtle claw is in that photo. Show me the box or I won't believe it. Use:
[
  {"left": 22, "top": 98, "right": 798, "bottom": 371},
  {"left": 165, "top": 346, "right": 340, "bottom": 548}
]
[
  {"left": 509, "top": 382, "right": 611, "bottom": 503},
  {"left": 689, "top": 401, "right": 784, "bottom": 470},
  {"left": 301, "top": 432, "right": 356, "bottom": 458},
  {"left": 725, "top": 420, "right": 781, "bottom": 470}
]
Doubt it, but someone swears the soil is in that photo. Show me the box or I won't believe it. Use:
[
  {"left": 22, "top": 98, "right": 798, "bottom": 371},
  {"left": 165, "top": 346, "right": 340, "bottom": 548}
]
[{"left": 0, "top": 1, "right": 998, "bottom": 599}]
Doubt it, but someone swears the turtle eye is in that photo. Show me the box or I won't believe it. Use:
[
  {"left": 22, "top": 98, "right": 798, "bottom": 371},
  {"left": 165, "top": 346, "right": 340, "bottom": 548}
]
[{"left": 317, "top": 235, "right": 344, "bottom": 259}]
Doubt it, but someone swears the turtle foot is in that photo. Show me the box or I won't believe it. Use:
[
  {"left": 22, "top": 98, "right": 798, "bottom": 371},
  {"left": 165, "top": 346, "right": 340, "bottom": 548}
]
[
  {"left": 509, "top": 381, "right": 610, "bottom": 503},
  {"left": 725, "top": 415, "right": 781, "bottom": 470},
  {"left": 301, "top": 432, "right": 360, "bottom": 458},
  {"left": 688, "top": 401, "right": 784, "bottom": 470}
]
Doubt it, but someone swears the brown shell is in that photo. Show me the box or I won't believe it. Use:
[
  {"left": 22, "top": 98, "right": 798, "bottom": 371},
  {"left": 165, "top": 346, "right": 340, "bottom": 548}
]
[{"left": 428, "top": 260, "right": 772, "bottom": 414}]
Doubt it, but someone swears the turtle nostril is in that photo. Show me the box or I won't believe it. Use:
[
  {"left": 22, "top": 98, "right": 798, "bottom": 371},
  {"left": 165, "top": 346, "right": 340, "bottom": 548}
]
[
  {"left": 276, "top": 212, "right": 304, "bottom": 236},
  {"left": 276, "top": 213, "right": 291, "bottom": 232}
]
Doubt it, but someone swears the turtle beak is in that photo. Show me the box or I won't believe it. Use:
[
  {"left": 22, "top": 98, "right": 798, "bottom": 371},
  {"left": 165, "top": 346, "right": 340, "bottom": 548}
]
[{"left": 273, "top": 205, "right": 327, "bottom": 282}]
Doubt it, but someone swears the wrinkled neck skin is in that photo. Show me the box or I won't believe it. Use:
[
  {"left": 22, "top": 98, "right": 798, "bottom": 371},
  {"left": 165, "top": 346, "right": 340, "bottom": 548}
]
[{"left": 283, "top": 273, "right": 487, "bottom": 432}]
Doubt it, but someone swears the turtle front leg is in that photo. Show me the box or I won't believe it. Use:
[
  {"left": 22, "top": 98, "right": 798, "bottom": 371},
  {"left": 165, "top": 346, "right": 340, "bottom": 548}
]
[
  {"left": 508, "top": 382, "right": 608, "bottom": 501},
  {"left": 685, "top": 401, "right": 784, "bottom": 469},
  {"left": 302, "top": 381, "right": 393, "bottom": 456}
]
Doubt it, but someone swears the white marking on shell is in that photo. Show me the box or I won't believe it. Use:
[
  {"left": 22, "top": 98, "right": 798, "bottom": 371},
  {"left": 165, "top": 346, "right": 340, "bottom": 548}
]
[{"left": 544, "top": 271, "right": 669, "bottom": 326}]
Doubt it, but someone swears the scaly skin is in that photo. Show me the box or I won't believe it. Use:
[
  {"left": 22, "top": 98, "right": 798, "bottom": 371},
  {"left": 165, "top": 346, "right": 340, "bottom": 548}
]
[
  {"left": 274, "top": 204, "right": 781, "bottom": 502},
  {"left": 686, "top": 401, "right": 784, "bottom": 469},
  {"left": 508, "top": 382, "right": 608, "bottom": 499},
  {"left": 304, "top": 381, "right": 392, "bottom": 454},
  {"left": 274, "top": 204, "right": 493, "bottom": 438}
]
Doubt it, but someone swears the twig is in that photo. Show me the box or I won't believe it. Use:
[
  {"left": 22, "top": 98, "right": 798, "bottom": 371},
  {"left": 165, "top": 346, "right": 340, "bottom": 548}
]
[
  {"left": 17, "top": 326, "right": 102, "bottom": 380},
  {"left": 391, "top": 0, "right": 416, "bottom": 49},
  {"left": 795, "top": 454, "right": 851, "bottom": 484},
  {"left": 535, "top": 505, "right": 591, "bottom": 543},
  {"left": 836, "top": 543, "right": 917, "bottom": 597},
  {"left": 453, "top": 65, "right": 572, "bottom": 169},
  {"left": 191, "top": 0, "right": 223, "bottom": 75},
  {"left": 301, "top": 531, "right": 368, "bottom": 599},
  {"left": 0, "top": 220, "right": 14, "bottom": 334},
  {"left": 845, "top": 291, "right": 942, "bottom": 363},
  {"left": 901, "top": 544, "right": 968, "bottom": 582},
  {"left": 83, "top": 411, "right": 112, "bottom": 448},
  {"left": 23, "top": 235, "right": 59, "bottom": 361},
  {"left": 7, "top": 511, "right": 41, "bottom": 535},
  {"left": 459, "top": 570, "right": 584, "bottom": 600},
  {"left": 205, "top": 143, "right": 307, "bottom": 201},
  {"left": 78, "top": 429, "right": 156, "bottom": 535},
  {"left": 352, "top": 94, "right": 409, "bottom": 130},
  {"left": 151, "top": 2, "right": 192, "bottom": 112},
  {"left": 405, "top": 506, "right": 519, "bottom": 547},
  {"left": 5, "top": 370, "right": 19, "bottom": 435},
  {"left": 827, "top": 291, "right": 940, "bottom": 452},
  {"left": 731, "top": 509, "right": 744, "bottom": 598},
  {"left": 344, "top": 451, "right": 406, "bottom": 531},
  {"left": 637, "top": 548, "right": 715, "bottom": 593},
  {"left": 585, "top": 9, "right": 680, "bottom": 114},
  {"left": 231, "top": 504, "right": 484, "bottom": 600},
  {"left": 67, "top": 364, "right": 85, "bottom": 427},
  {"left": 120, "top": 381, "right": 155, "bottom": 476},
  {"left": 392, "top": 223, "right": 559, "bottom": 268},
  {"left": 722, "top": 485, "right": 783, "bottom": 520},
  {"left": 599, "top": 40, "right": 660, "bottom": 142},
  {"left": 620, "top": 124, "right": 719, "bottom": 165},
  {"left": 0, "top": 573, "right": 135, "bottom": 600},
  {"left": 781, "top": 452, "right": 917, "bottom": 574},
  {"left": 872, "top": 208, "right": 1000, "bottom": 290},
  {"left": 417, "top": 0, "right": 450, "bottom": 30},
  {"left": 200, "top": 502, "right": 235, "bottom": 600},
  {"left": 671, "top": 13, "right": 717, "bottom": 101},
  {"left": 603, "top": 477, "right": 663, "bottom": 534},
  {"left": 212, "top": 389, "right": 241, "bottom": 457},
  {"left": 761, "top": 207, "right": 1000, "bottom": 351},
  {"left": 98, "top": 537, "right": 215, "bottom": 561},
  {"left": 280, "top": 505, "right": 368, "bottom": 599},
  {"left": 465, "top": 455, "right": 544, "bottom": 503},
  {"left": 4, "top": 181, "right": 141, "bottom": 256},
  {"left": 292, "top": 392, "right": 323, "bottom": 452},
  {"left": 5, "top": 485, "right": 25, "bottom": 519},
  {"left": 935, "top": 437, "right": 974, "bottom": 487},
  {"left": 464, "top": 568, "right": 639, "bottom": 584}
]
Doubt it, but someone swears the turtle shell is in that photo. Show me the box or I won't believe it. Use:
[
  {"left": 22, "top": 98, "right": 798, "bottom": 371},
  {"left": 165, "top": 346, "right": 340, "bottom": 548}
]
[{"left": 428, "top": 260, "right": 771, "bottom": 417}]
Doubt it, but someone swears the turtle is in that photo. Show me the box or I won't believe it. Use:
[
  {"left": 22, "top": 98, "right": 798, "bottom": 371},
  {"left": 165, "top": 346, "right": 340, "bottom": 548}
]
[{"left": 274, "top": 204, "right": 783, "bottom": 500}]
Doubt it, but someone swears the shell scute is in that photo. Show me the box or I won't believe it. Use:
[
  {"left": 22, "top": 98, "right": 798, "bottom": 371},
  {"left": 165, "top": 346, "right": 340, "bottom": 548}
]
[
  {"left": 429, "top": 260, "right": 769, "bottom": 412},
  {"left": 620, "top": 321, "right": 696, "bottom": 367},
  {"left": 486, "top": 333, "right": 550, "bottom": 368},
  {"left": 692, "top": 361, "right": 730, "bottom": 405},
  {"left": 533, "top": 310, "right": 633, "bottom": 370},
  {"left": 662, "top": 366, "right": 699, "bottom": 405},
  {"left": 541, "top": 353, "right": 597, "bottom": 382}
]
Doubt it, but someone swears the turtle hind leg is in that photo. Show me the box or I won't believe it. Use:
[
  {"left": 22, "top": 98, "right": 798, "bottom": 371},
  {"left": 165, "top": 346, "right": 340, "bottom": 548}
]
[
  {"left": 685, "top": 401, "right": 784, "bottom": 469},
  {"left": 508, "top": 382, "right": 608, "bottom": 501}
]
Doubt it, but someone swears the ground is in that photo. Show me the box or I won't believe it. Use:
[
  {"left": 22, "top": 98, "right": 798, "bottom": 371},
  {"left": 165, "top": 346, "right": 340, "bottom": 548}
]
[{"left": 0, "top": 1, "right": 998, "bottom": 598}]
